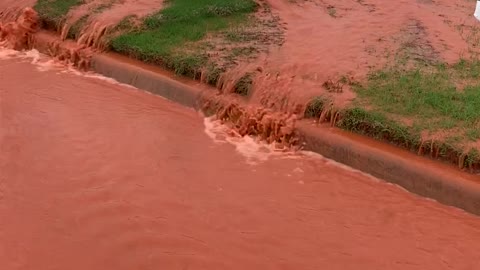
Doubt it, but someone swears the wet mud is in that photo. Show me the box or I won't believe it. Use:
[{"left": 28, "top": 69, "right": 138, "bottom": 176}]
[
  {"left": 2, "top": 51, "right": 480, "bottom": 269},
  {"left": 249, "top": 0, "right": 476, "bottom": 108},
  {"left": 0, "top": 0, "right": 36, "bottom": 22},
  {"left": 60, "top": 0, "right": 163, "bottom": 49}
]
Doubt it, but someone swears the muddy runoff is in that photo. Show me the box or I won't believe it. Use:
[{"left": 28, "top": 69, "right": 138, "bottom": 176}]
[
  {"left": 0, "top": 6, "right": 93, "bottom": 70},
  {"left": 0, "top": 6, "right": 303, "bottom": 149},
  {"left": 4, "top": 44, "right": 480, "bottom": 269}
]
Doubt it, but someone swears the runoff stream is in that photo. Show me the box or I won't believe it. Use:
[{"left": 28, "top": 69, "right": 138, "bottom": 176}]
[{"left": 1, "top": 49, "right": 480, "bottom": 270}]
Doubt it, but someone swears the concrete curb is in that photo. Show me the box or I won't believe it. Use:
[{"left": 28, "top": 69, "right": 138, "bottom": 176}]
[
  {"left": 92, "top": 54, "right": 203, "bottom": 109},
  {"left": 298, "top": 123, "right": 480, "bottom": 215},
  {"left": 33, "top": 33, "right": 480, "bottom": 216}
]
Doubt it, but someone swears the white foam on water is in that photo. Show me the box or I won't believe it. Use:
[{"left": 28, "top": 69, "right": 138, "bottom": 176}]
[
  {"left": 202, "top": 114, "right": 384, "bottom": 173},
  {"left": 0, "top": 47, "right": 147, "bottom": 94},
  {"left": 0, "top": 47, "right": 21, "bottom": 59},
  {"left": 202, "top": 114, "right": 390, "bottom": 182},
  {"left": 203, "top": 117, "right": 297, "bottom": 165},
  {"left": 0, "top": 47, "right": 63, "bottom": 71}
]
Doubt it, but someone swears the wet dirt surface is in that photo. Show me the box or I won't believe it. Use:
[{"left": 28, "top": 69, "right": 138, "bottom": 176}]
[
  {"left": 250, "top": 0, "right": 478, "bottom": 107},
  {"left": 67, "top": 0, "right": 164, "bottom": 25},
  {"left": 62, "top": 0, "right": 164, "bottom": 49},
  {"left": 0, "top": 0, "right": 36, "bottom": 14},
  {"left": 2, "top": 51, "right": 480, "bottom": 269}
]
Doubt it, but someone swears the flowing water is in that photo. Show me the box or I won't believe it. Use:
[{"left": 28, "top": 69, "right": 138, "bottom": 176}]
[{"left": 2, "top": 49, "right": 480, "bottom": 269}]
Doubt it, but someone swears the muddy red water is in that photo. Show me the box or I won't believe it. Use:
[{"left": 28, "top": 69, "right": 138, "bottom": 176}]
[{"left": 2, "top": 52, "right": 480, "bottom": 270}]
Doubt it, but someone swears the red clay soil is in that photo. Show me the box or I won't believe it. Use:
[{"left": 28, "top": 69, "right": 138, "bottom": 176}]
[
  {"left": 65, "top": 0, "right": 164, "bottom": 31},
  {"left": 0, "top": 0, "right": 36, "bottom": 11},
  {"left": 248, "top": 0, "right": 476, "bottom": 108},
  {"left": 58, "top": 0, "right": 163, "bottom": 49}
]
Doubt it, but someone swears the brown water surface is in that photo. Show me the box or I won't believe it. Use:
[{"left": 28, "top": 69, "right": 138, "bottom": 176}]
[{"left": 1, "top": 51, "right": 480, "bottom": 269}]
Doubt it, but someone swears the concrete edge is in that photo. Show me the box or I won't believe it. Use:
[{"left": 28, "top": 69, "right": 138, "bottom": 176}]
[
  {"left": 32, "top": 33, "right": 480, "bottom": 216},
  {"left": 298, "top": 123, "right": 480, "bottom": 215},
  {"left": 91, "top": 54, "right": 204, "bottom": 110}
]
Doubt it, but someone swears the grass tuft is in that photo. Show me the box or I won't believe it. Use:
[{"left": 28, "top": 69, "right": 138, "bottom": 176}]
[
  {"left": 233, "top": 73, "right": 253, "bottom": 96},
  {"left": 304, "top": 96, "right": 329, "bottom": 118},
  {"left": 355, "top": 60, "right": 480, "bottom": 141},
  {"left": 301, "top": 59, "right": 480, "bottom": 171},
  {"left": 67, "top": 15, "right": 88, "bottom": 39},
  {"left": 34, "top": 0, "right": 85, "bottom": 29},
  {"left": 338, "top": 107, "right": 420, "bottom": 149}
]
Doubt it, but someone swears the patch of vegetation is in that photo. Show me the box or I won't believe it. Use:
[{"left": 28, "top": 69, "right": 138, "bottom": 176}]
[
  {"left": 67, "top": 15, "right": 88, "bottom": 39},
  {"left": 354, "top": 60, "right": 480, "bottom": 141},
  {"left": 304, "top": 96, "right": 329, "bottom": 118},
  {"left": 224, "top": 27, "right": 259, "bottom": 42},
  {"left": 34, "top": 0, "right": 85, "bottom": 29},
  {"left": 205, "top": 64, "right": 225, "bottom": 85},
  {"left": 327, "top": 6, "right": 337, "bottom": 18},
  {"left": 338, "top": 107, "right": 420, "bottom": 150},
  {"left": 36, "top": 0, "right": 117, "bottom": 39},
  {"left": 94, "top": 1, "right": 116, "bottom": 13},
  {"left": 303, "top": 59, "right": 480, "bottom": 171},
  {"left": 111, "top": 15, "right": 138, "bottom": 33},
  {"left": 303, "top": 99, "right": 480, "bottom": 170},
  {"left": 233, "top": 73, "right": 253, "bottom": 96},
  {"left": 111, "top": 0, "right": 258, "bottom": 78},
  {"left": 223, "top": 46, "right": 258, "bottom": 64}
]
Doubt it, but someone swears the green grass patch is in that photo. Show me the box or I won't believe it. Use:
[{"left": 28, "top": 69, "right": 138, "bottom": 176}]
[
  {"left": 34, "top": 0, "right": 85, "bottom": 29},
  {"left": 355, "top": 60, "right": 480, "bottom": 140},
  {"left": 303, "top": 101, "right": 480, "bottom": 170},
  {"left": 302, "top": 59, "right": 480, "bottom": 171},
  {"left": 111, "top": 0, "right": 258, "bottom": 78},
  {"left": 338, "top": 107, "right": 420, "bottom": 150}
]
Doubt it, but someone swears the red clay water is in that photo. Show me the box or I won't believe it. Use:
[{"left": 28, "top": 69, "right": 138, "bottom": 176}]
[{"left": 2, "top": 51, "right": 480, "bottom": 269}]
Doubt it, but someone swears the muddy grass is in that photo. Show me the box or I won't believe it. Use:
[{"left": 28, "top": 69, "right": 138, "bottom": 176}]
[
  {"left": 30, "top": 0, "right": 480, "bottom": 172},
  {"left": 34, "top": 0, "right": 84, "bottom": 29},
  {"left": 110, "top": 0, "right": 282, "bottom": 89},
  {"left": 33, "top": 0, "right": 282, "bottom": 93},
  {"left": 305, "top": 59, "right": 480, "bottom": 172}
]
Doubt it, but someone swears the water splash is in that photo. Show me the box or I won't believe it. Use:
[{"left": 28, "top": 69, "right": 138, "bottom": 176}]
[
  {"left": 0, "top": 7, "right": 38, "bottom": 50},
  {"left": 203, "top": 116, "right": 298, "bottom": 165}
]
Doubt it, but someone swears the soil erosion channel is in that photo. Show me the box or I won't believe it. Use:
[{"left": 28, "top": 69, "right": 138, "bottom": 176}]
[{"left": 2, "top": 50, "right": 480, "bottom": 269}]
